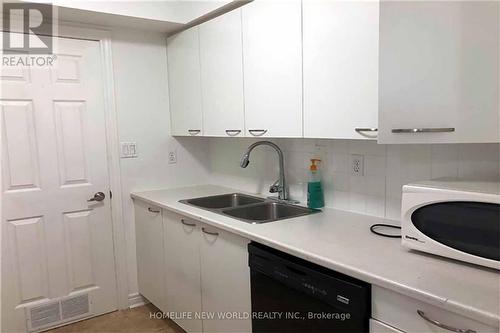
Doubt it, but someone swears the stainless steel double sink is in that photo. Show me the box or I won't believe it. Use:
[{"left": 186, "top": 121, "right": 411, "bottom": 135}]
[{"left": 179, "top": 193, "right": 317, "bottom": 224}]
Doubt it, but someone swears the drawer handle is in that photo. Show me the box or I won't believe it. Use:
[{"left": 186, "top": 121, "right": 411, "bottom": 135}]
[
  {"left": 225, "top": 129, "right": 241, "bottom": 136},
  {"left": 181, "top": 219, "right": 196, "bottom": 227},
  {"left": 148, "top": 207, "right": 160, "bottom": 213},
  {"left": 202, "top": 227, "right": 219, "bottom": 236},
  {"left": 417, "top": 310, "right": 476, "bottom": 333},
  {"left": 188, "top": 129, "right": 201, "bottom": 135},
  {"left": 248, "top": 129, "right": 267, "bottom": 136},
  {"left": 392, "top": 127, "right": 455, "bottom": 134}
]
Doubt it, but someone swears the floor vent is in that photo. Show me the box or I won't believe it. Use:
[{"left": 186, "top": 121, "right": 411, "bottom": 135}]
[
  {"left": 26, "top": 293, "right": 92, "bottom": 332},
  {"left": 61, "top": 294, "right": 89, "bottom": 320},
  {"left": 29, "top": 301, "right": 61, "bottom": 330}
]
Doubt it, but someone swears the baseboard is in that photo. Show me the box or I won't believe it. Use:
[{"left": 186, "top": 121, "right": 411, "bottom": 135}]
[{"left": 128, "top": 293, "right": 148, "bottom": 309}]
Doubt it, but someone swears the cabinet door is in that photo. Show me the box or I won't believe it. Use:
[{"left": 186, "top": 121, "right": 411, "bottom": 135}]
[
  {"left": 200, "top": 225, "right": 251, "bottom": 333},
  {"left": 303, "top": 0, "right": 379, "bottom": 140},
  {"left": 163, "top": 210, "right": 203, "bottom": 333},
  {"left": 200, "top": 9, "right": 245, "bottom": 137},
  {"left": 372, "top": 286, "right": 498, "bottom": 333},
  {"left": 242, "top": 0, "right": 302, "bottom": 138},
  {"left": 167, "top": 27, "right": 203, "bottom": 137},
  {"left": 134, "top": 200, "right": 165, "bottom": 311},
  {"left": 378, "top": 1, "right": 499, "bottom": 144}
]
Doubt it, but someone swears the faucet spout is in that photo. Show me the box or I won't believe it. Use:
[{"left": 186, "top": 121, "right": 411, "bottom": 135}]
[{"left": 240, "top": 141, "right": 288, "bottom": 201}]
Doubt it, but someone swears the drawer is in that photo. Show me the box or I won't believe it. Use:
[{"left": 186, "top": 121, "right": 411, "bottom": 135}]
[
  {"left": 370, "top": 319, "right": 404, "bottom": 333},
  {"left": 372, "top": 286, "right": 498, "bottom": 333}
]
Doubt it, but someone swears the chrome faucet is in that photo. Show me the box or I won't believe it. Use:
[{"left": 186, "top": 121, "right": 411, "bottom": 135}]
[{"left": 240, "top": 141, "right": 293, "bottom": 202}]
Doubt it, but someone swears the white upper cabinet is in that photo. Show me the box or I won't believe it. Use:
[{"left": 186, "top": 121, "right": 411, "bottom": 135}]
[
  {"left": 303, "top": 0, "right": 379, "bottom": 140},
  {"left": 242, "top": 0, "right": 303, "bottom": 138},
  {"left": 378, "top": 1, "right": 499, "bottom": 144},
  {"left": 167, "top": 27, "right": 203, "bottom": 136},
  {"left": 199, "top": 9, "right": 245, "bottom": 137}
]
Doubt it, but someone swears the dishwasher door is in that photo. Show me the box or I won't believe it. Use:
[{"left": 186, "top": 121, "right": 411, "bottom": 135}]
[{"left": 249, "top": 243, "right": 370, "bottom": 333}]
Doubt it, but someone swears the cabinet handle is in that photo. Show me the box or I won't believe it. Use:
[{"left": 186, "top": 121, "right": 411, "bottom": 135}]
[
  {"left": 417, "top": 310, "right": 476, "bottom": 333},
  {"left": 355, "top": 128, "right": 378, "bottom": 133},
  {"left": 225, "top": 129, "right": 241, "bottom": 136},
  {"left": 202, "top": 227, "right": 219, "bottom": 236},
  {"left": 392, "top": 127, "right": 455, "bottom": 134},
  {"left": 188, "top": 129, "right": 201, "bottom": 135},
  {"left": 181, "top": 219, "right": 196, "bottom": 227},
  {"left": 248, "top": 129, "right": 267, "bottom": 136},
  {"left": 355, "top": 128, "right": 378, "bottom": 138},
  {"left": 148, "top": 207, "right": 160, "bottom": 213}
]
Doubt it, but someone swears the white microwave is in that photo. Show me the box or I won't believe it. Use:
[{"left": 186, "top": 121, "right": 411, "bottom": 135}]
[{"left": 401, "top": 178, "right": 499, "bottom": 270}]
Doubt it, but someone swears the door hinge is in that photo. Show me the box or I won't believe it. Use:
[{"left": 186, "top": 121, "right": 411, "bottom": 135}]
[{"left": 109, "top": 190, "right": 112, "bottom": 199}]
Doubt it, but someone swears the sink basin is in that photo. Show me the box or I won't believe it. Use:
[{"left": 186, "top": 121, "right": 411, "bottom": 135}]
[
  {"left": 180, "top": 193, "right": 317, "bottom": 224},
  {"left": 180, "top": 193, "right": 265, "bottom": 209},
  {"left": 222, "top": 202, "right": 315, "bottom": 224}
]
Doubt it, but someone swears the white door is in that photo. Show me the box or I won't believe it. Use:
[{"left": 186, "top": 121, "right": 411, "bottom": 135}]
[
  {"left": 242, "top": 0, "right": 303, "bottom": 138},
  {"left": 167, "top": 27, "right": 204, "bottom": 137},
  {"left": 303, "top": 0, "right": 379, "bottom": 140},
  {"left": 199, "top": 9, "right": 245, "bottom": 137},
  {"left": 163, "top": 211, "right": 203, "bottom": 333},
  {"left": 2, "top": 36, "right": 117, "bottom": 332}
]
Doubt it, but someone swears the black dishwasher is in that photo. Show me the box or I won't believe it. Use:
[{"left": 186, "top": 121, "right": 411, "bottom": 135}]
[{"left": 249, "top": 243, "right": 370, "bottom": 333}]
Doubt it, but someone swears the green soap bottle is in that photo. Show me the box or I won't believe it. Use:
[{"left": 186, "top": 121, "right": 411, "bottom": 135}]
[{"left": 307, "top": 159, "right": 324, "bottom": 209}]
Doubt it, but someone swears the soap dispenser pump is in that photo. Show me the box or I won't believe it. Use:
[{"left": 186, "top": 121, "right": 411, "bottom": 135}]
[{"left": 307, "top": 159, "right": 325, "bottom": 209}]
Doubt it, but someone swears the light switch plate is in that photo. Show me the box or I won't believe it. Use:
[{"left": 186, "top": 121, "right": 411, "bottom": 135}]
[
  {"left": 351, "top": 154, "right": 364, "bottom": 176},
  {"left": 121, "top": 142, "right": 138, "bottom": 158}
]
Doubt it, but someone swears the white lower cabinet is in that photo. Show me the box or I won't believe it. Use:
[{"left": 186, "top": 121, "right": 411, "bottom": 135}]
[
  {"left": 372, "top": 286, "right": 498, "bottom": 333},
  {"left": 136, "top": 201, "right": 495, "bottom": 333},
  {"left": 163, "top": 210, "right": 203, "bottom": 333},
  {"left": 199, "top": 225, "right": 251, "bottom": 333},
  {"left": 134, "top": 200, "right": 166, "bottom": 312},
  {"left": 162, "top": 208, "right": 252, "bottom": 333}
]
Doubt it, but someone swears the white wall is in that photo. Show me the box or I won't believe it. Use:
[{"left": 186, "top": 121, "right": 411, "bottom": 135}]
[
  {"left": 110, "top": 29, "right": 210, "bottom": 299},
  {"left": 208, "top": 138, "right": 500, "bottom": 221}
]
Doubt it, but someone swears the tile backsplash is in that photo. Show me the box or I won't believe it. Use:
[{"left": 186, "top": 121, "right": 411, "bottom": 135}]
[{"left": 207, "top": 138, "right": 500, "bottom": 221}]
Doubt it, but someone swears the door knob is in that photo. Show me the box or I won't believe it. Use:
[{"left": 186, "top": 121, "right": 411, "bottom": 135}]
[{"left": 88, "top": 192, "right": 106, "bottom": 202}]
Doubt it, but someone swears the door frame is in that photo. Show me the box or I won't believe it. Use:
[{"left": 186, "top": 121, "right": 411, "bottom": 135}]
[{"left": 1, "top": 22, "right": 130, "bottom": 310}]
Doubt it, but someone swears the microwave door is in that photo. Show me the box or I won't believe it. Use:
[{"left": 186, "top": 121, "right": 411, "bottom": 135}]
[{"left": 411, "top": 202, "right": 500, "bottom": 262}]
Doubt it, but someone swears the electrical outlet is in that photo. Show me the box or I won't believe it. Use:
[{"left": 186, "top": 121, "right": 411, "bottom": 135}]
[
  {"left": 351, "top": 154, "right": 364, "bottom": 176},
  {"left": 168, "top": 150, "right": 177, "bottom": 164}
]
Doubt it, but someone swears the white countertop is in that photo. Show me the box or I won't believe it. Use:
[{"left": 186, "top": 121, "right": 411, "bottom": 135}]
[{"left": 131, "top": 185, "right": 500, "bottom": 327}]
